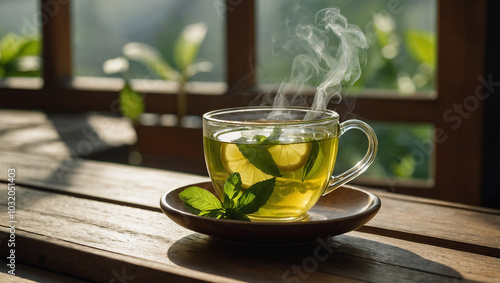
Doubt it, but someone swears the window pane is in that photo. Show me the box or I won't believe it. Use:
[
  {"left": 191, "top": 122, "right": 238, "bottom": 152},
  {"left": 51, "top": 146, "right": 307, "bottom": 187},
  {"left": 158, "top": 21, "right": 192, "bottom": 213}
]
[
  {"left": 0, "top": 0, "right": 41, "bottom": 78},
  {"left": 257, "top": 0, "right": 436, "bottom": 94},
  {"left": 72, "top": 0, "right": 225, "bottom": 82},
  {"left": 334, "top": 122, "right": 434, "bottom": 182}
]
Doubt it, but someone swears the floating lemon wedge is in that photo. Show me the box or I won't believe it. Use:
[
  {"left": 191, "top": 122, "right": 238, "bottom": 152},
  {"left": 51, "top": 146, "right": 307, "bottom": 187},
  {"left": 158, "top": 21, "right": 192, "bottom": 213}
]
[
  {"left": 221, "top": 143, "right": 273, "bottom": 188},
  {"left": 268, "top": 143, "right": 312, "bottom": 172}
]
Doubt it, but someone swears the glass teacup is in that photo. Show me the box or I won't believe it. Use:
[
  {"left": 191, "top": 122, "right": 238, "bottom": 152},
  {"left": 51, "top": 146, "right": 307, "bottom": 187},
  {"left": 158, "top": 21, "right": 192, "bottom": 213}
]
[{"left": 203, "top": 107, "right": 377, "bottom": 221}]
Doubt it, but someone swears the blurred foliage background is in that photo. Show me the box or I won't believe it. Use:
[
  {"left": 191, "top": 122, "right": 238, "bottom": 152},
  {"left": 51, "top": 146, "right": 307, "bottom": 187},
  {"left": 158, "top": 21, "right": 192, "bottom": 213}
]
[
  {"left": 0, "top": 33, "right": 40, "bottom": 77},
  {"left": 0, "top": 0, "right": 436, "bottom": 181}
]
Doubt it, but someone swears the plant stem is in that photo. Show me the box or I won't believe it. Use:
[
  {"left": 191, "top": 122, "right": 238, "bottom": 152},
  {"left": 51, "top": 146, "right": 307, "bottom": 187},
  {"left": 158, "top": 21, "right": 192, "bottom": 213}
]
[{"left": 177, "top": 77, "right": 187, "bottom": 125}]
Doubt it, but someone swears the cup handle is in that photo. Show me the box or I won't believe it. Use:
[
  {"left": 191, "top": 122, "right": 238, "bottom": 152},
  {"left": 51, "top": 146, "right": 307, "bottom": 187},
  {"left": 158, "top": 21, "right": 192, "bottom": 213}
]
[{"left": 323, "top": 119, "right": 378, "bottom": 196}]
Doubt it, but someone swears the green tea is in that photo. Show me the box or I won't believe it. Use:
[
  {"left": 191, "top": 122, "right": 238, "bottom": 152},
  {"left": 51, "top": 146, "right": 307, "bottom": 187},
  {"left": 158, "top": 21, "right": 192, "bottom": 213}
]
[{"left": 204, "top": 128, "right": 338, "bottom": 221}]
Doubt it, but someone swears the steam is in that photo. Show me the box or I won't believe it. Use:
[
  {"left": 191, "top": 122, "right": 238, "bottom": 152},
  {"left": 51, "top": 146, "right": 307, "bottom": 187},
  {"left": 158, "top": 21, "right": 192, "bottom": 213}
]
[{"left": 270, "top": 6, "right": 367, "bottom": 119}]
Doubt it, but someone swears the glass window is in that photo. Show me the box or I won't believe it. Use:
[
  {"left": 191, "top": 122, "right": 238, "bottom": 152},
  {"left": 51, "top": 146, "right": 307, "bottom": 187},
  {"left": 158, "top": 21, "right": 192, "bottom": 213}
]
[
  {"left": 0, "top": 0, "right": 41, "bottom": 78},
  {"left": 72, "top": 0, "right": 225, "bottom": 82},
  {"left": 257, "top": 0, "right": 436, "bottom": 94},
  {"left": 334, "top": 122, "right": 434, "bottom": 182}
]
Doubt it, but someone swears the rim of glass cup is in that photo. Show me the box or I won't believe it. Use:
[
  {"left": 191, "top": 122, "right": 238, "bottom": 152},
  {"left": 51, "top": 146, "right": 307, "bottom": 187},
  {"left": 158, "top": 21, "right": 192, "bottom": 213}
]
[{"left": 203, "top": 106, "right": 339, "bottom": 126}]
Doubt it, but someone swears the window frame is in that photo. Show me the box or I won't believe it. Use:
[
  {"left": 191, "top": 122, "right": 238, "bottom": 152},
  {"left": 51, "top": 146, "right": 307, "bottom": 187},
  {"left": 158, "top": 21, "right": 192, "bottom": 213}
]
[{"left": 0, "top": 0, "right": 487, "bottom": 205}]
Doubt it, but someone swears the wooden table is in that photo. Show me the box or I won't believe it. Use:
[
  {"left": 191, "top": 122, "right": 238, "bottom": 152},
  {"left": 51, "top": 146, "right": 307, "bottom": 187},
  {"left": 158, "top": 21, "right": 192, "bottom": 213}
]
[{"left": 0, "top": 150, "right": 499, "bottom": 283}]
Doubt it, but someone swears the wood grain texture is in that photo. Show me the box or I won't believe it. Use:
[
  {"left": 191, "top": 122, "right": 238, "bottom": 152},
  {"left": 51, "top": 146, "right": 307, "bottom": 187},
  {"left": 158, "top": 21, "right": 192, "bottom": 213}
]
[
  {"left": 0, "top": 261, "right": 90, "bottom": 283},
  {"left": 0, "top": 150, "right": 207, "bottom": 209},
  {"left": 1, "top": 150, "right": 498, "bottom": 257},
  {"left": 0, "top": 110, "right": 136, "bottom": 160},
  {"left": 0, "top": 186, "right": 499, "bottom": 282}
]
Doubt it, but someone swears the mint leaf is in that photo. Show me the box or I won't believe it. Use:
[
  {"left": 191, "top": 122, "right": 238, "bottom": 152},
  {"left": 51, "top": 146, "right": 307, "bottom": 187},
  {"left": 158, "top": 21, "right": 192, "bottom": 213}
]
[
  {"left": 254, "top": 135, "right": 268, "bottom": 143},
  {"left": 229, "top": 210, "right": 251, "bottom": 221},
  {"left": 237, "top": 144, "right": 282, "bottom": 177},
  {"left": 267, "top": 127, "right": 282, "bottom": 143},
  {"left": 302, "top": 141, "right": 322, "bottom": 181},
  {"left": 200, "top": 209, "right": 225, "bottom": 219},
  {"left": 183, "top": 201, "right": 202, "bottom": 214},
  {"left": 179, "top": 186, "right": 222, "bottom": 212},
  {"left": 223, "top": 172, "right": 242, "bottom": 201},
  {"left": 253, "top": 127, "right": 282, "bottom": 145},
  {"left": 237, "top": 177, "right": 276, "bottom": 214},
  {"left": 179, "top": 174, "right": 275, "bottom": 222}
]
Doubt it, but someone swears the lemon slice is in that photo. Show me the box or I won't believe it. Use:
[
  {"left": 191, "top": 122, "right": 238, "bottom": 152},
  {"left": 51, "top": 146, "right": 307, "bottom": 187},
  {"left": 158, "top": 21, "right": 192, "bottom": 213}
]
[
  {"left": 268, "top": 143, "right": 312, "bottom": 172},
  {"left": 221, "top": 143, "right": 273, "bottom": 188}
]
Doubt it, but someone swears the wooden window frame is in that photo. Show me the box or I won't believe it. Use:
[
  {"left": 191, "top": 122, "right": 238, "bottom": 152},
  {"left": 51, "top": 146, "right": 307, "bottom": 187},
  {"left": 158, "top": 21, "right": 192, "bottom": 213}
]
[{"left": 0, "top": 0, "right": 488, "bottom": 206}]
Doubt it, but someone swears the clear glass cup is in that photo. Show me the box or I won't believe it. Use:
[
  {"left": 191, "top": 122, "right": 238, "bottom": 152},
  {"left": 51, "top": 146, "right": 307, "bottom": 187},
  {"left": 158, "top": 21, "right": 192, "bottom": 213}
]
[{"left": 203, "top": 106, "right": 378, "bottom": 221}]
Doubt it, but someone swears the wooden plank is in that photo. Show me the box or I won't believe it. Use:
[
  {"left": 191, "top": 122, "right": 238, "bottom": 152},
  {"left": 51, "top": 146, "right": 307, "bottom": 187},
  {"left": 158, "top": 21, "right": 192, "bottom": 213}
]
[
  {"left": 0, "top": 151, "right": 207, "bottom": 210},
  {"left": 1, "top": 186, "right": 499, "bottom": 282},
  {"left": 364, "top": 186, "right": 500, "bottom": 215},
  {"left": 2, "top": 233, "right": 221, "bottom": 283},
  {"left": 0, "top": 261, "right": 90, "bottom": 283},
  {"left": 0, "top": 110, "right": 136, "bottom": 160},
  {"left": 344, "top": 233, "right": 500, "bottom": 283},
  {"left": 1, "top": 150, "right": 499, "bottom": 256}
]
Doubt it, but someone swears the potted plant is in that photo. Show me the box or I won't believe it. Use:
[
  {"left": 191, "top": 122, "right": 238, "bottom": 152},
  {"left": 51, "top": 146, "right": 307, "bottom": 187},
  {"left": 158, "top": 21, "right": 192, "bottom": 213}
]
[{"left": 103, "top": 23, "right": 212, "bottom": 174}]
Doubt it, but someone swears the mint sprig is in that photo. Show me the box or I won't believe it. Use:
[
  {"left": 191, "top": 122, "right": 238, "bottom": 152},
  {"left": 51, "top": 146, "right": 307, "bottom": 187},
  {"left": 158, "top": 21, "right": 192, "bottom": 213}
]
[
  {"left": 179, "top": 172, "right": 275, "bottom": 221},
  {"left": 301, "top": 141, "right": 322, "bottom": 181}
]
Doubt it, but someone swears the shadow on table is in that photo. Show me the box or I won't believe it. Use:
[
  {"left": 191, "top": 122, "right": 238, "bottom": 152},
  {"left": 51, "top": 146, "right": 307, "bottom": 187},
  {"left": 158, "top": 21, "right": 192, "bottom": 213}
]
[{"left": 168, "top": 233, "right": 463, "bottom": 282}]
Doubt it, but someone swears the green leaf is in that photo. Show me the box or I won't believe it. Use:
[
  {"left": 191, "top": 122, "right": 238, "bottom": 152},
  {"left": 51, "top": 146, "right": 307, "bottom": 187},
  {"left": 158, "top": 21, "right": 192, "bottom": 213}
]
[
  {"left": 302, "top": 141, "right": 322, "bottom": 182},
  {"left": 405, "top": 30, "right": 436, "bottom": 68},
  {"left": 237, "top": 177, "right": 276, "bottom": 214},
  {"left": 200, "top": 209, "right": 225, "bottom": 219},
  {"left": 122, "top": 42, "right": 180, "bottom": 81},
  {"left": 179, "top": 173, "right": 276, "bottom": 221},
  {"left": 222, "top": 172, "right": 243, "bottom": 208},
  {"left": 183, "top": 201, "right": 202, "bottom": 215},
  {"left": 179, "top": 186, "right": 223, "bottom": 212},
  {"left": 223, "top": 172, "right": 242, "bottom": 200},
  {"left": 254, "top": 127, "right": 282, "bottom": 145},
  {"left": 375, "top": 27, "right": 389, "bottom": 47},
  {"left": 0, "top": 34, "right": 40, "bottom": 77},
  {"left": 173, "top": 23, "right": 207, "bottom": 71},
  {"left": 119, "top": 83, "right": 145, "bottom": 121},
  {"left": 254, "top": 135, "right": 268, "bottom": 143},
  {"left": 229, "top": 210, "right": 251, "bottom": 221},
  {"left": 0, "top": 33, "right": 25, "bottom": 65},
  {"left": 17, "top": 36, "right": 40, "bottom": 57},
  {"left": 391, "top": 154, "right": 416, "bottom": 178},
  {"left": 237, "top": 144, "right": 282, "bottom": 177},
  {"left": 267, "top": 127, "right": 283, "bottom": 143}
]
